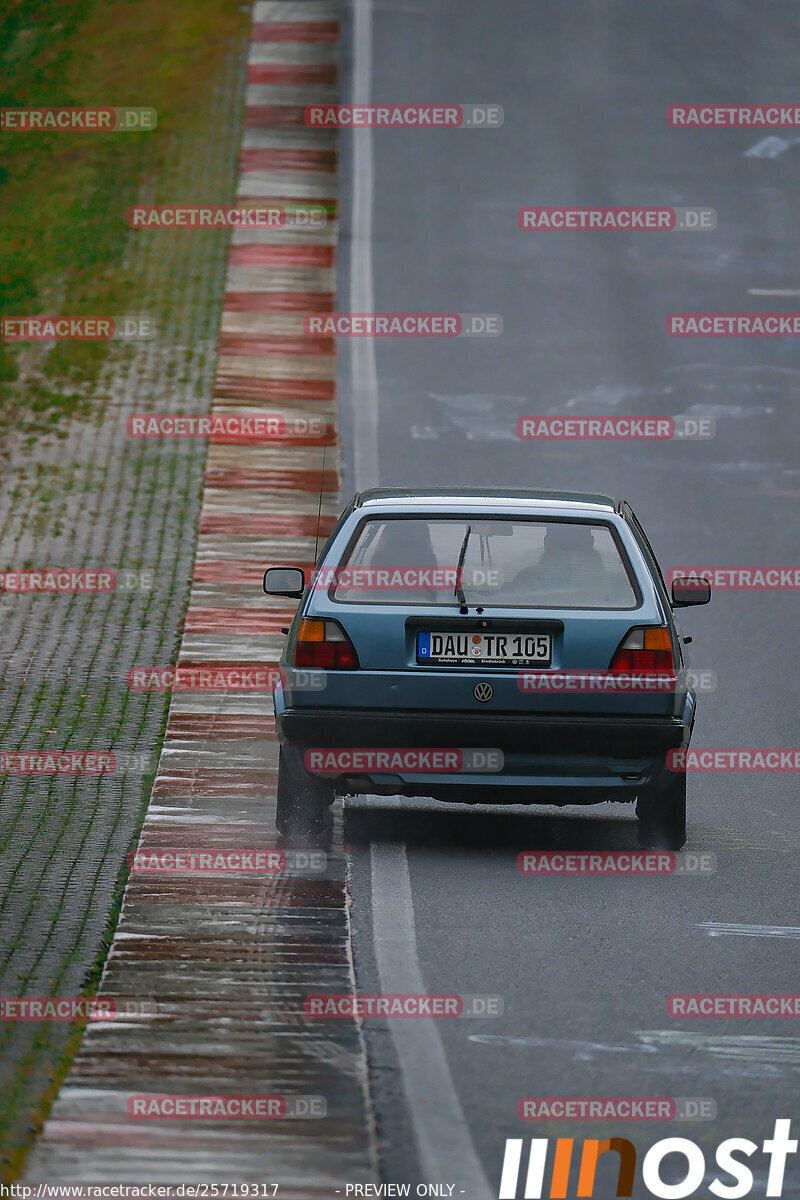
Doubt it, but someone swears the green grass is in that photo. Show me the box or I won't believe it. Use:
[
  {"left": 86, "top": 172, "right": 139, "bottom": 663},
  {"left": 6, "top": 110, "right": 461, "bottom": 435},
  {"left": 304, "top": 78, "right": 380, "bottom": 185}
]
[{"left": 0, "top": 0, "right": 248, "bottom": 435}]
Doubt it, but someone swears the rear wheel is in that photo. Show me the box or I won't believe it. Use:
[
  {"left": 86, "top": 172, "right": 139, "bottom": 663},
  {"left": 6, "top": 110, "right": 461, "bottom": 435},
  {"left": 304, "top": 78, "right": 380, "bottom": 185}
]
[
  {"left": 636, "top": 765, "right": 686, "bottom": 850},
  {"left": 275, "top": 745, "right": 333, "bottom": 838}
]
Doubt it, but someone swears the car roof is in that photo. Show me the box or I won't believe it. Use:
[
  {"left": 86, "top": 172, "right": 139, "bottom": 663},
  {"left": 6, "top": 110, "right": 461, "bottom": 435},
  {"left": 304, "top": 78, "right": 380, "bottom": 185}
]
[{"left": 353, "top": 487, "right": 619, "bottom": 516}]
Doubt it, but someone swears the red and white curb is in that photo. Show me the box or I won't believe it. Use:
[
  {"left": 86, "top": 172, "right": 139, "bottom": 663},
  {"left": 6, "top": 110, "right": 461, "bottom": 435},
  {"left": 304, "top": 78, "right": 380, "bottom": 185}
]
[{"left": 24, "top": 0, "right": 377, "bottom": 1185}]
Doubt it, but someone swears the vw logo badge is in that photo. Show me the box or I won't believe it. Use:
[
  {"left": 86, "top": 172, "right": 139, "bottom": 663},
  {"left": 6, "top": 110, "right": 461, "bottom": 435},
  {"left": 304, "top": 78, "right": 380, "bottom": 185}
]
[{"left": 473, "top": 682, "right": 493, "bottom": 703}]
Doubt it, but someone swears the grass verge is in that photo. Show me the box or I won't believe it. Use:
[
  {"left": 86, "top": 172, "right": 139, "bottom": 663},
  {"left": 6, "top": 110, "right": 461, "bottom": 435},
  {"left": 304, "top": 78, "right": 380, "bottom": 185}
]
[{"left": 0, "top": 0, "right": 249, "bottom": 439}]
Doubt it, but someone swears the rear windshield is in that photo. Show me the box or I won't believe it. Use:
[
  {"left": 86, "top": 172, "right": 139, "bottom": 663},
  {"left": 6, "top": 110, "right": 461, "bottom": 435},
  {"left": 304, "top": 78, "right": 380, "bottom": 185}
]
[{"left": 329, "top": 517, "right": 639, "bottom": 608}]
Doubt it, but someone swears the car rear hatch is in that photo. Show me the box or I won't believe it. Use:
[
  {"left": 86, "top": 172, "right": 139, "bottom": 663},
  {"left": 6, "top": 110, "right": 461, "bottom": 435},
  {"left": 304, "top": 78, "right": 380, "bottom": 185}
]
[{"left": 292, "top": 597, "right": 681, "bottom": 718}]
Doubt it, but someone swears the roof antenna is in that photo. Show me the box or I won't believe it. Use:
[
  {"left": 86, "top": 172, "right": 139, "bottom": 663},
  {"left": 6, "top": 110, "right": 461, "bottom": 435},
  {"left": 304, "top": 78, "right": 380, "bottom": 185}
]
[{"left": 313, "top": 429, "right": 329, "bottom": 564}]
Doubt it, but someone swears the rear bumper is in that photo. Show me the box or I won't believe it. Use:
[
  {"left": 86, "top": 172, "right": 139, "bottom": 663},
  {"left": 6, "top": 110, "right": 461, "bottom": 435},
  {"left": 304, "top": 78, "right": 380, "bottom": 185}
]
[
  {"left": 277, "top": 708, "right": 691, "bottom": 801},
  {"left": 279, "top": 707, "right": 688, "bottom": 754}
]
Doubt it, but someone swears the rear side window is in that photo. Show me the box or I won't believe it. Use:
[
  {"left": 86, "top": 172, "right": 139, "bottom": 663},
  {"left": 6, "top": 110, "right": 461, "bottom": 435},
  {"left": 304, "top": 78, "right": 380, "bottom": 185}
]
[{"left": 329, "top": 517, "right": 639, "bottom": 608}]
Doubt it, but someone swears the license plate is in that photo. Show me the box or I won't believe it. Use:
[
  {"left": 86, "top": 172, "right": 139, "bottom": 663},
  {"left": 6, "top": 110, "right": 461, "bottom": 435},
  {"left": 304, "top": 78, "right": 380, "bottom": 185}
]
[{"left": 417, "top": 631, "right": 552, "bottom": 667}]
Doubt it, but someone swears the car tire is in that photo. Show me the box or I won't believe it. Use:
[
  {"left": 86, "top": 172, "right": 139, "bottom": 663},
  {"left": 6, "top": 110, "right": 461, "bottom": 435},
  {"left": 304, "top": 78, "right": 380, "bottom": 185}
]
[
  {"left": 276, "top": 744, "right": 333, "bottom": 838},
  {"left": 636, "top": 764, "right": 687, "bottom": 850}
]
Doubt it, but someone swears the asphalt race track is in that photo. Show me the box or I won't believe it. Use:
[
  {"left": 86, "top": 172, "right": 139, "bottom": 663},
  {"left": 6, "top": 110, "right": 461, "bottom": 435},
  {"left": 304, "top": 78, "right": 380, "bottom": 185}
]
[{"left": 337, "top": 2, "right": 800, "bottom": 1195}]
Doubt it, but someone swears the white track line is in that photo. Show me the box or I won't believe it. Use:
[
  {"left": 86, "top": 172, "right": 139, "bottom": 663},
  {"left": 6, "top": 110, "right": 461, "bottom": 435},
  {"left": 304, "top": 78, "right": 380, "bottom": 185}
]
[
  {"left": 370, "top": 840, "right": 494, "bottom": 1198},
  {"left": 352, "top": 4, "right": 487, "bottom": 1188},
  {"left": 349, "top": 0, "right": 380, "bottom": 489},
  {"left": 747, "top": 288, "right": 800, "bottom": 296},
  {"left": 695, "top": 921, "right": 800, "bottom": 939}
]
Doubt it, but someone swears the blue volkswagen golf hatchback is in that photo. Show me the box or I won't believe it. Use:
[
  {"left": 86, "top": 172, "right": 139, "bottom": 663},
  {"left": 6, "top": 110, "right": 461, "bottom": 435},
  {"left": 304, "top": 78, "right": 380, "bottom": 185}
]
[{"left": 264, "top": 489, "right": 710, "bottom": 848}]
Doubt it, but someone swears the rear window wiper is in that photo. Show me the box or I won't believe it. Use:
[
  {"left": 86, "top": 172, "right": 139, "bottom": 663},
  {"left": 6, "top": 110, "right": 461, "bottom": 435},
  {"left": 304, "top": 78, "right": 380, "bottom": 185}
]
[{"left": 454, "top": 525, "right": 472, "bottom": 608}]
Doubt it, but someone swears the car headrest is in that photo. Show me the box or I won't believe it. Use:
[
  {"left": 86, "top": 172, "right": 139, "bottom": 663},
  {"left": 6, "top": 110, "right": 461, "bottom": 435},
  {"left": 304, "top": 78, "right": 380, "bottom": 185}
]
[{"left": 543, "top": 524, "right": 596, "bottom": 551}]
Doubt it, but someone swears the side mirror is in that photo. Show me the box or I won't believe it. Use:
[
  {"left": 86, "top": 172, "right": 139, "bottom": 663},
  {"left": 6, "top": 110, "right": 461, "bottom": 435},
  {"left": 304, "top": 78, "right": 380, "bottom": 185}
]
[
  {"left": 263, "top": 566, "right": 305, "bottom": 598},
  {"left": 671, "top": 576, "right": 711, "bottom": 607}
]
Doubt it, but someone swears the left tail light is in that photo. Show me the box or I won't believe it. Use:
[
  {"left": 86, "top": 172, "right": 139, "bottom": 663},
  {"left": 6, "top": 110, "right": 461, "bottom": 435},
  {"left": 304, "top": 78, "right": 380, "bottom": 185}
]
[
  {"left": 294, "top": 619, "right": 359, "bottom": 669},
  {"left": 609, "top": 626, "right": 675, "bottom": 675}
]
